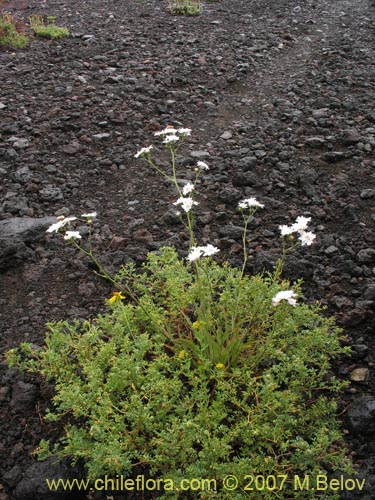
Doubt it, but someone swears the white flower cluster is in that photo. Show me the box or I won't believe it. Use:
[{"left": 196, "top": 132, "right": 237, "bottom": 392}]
[
  {"left": 134, "top": 126, "right": 193, "bottom": 157},
  {"left": 272, "top": 290, "right": 298, "bottom": 307},
  {"left": 64, "top": 231, "right": 82, "bottom": 241},
  {"left": 187, "top": 244, "right": 220, "bottom": 262},
  {"left": 134, "top": 146, "right": 153, "bottom": 158},
  {"left": 238, "top": 197, "right": 264, "bottom": 210},
  {"left": 46, "top": 213, "right": 97, "bottom": 240},
  {"left": 173, "top": 196, "right": 198, "bottom": 213},
  {"left": 46, "top": 216, "right": 77, "bottom": 233},
  {"left": 154, "top": 126, "right": 192, "bottom": 145},
  {"left": 154, "top": 126, "right": 192, "bottom": 137},
  {"left": 182, "top": 182, "right": 194, "bottom": 196},
  {"left": 279, "top": 216, "right": 316, "bottom": 246},
  {"left": 197, "top": 161, "right": 209, "bottom": 171}
]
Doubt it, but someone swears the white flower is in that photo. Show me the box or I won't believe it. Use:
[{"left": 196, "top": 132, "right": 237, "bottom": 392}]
[
  {"left": 291, "top": 216, "right": 311, "bottom": 233},
  {"left": 154, "top": 126, "right": 178, "bottom": 136},
  {"left": 201, "top": 244, "right": 220, "bottom": 257},
  {"left": 187, "top": 243, "right": 220, "bottom": 262},
  {"left": 187, "top": 246, "right": 204, "bottom": 262},
  {"left": 134, "top": 146, "right": 153, "bottom": 158},
  {"left": 197, "top": 161, "right": 209, "bottom": 170},
  {"left": 299, "top": 231, "right": 316, "bottom": 246},
  {"left": 163, "top": 134, "right": 179, "bottom": 144},
  {"left": 46, "top": 216, "right": 77, "bottom": 233},
  {"left": 173, "top": 196, "right": 198, "bottom": 213},
  {"left": 279, "top": 224, "right": 294, "bottom": 236},
  {"left": 178, "top": 127, "right": 192, "bottom": 136},
  {"left": 182, "top": 182, "right": 194, "bottom": 196},
  {"left": 82, "top": 212, "right": 97, "bottom": 218},
  {"left": 64, "top": 231, "right": 82, "bottom": 241},
  {"left": 238, "top": 197, "right": 264, "bottom": 209},
  {"left": 272, "top": 290, "right": 298, "bottom": 307}
]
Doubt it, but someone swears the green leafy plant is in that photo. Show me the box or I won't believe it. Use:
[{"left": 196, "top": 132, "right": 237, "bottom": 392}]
[
  {"left": 29, "top": 13, "right": 69, "bottom": 39},
  {"left": 0, "top": 11, "right": 28, "bottom": 48},
  {"left": 169, "top": 0, "right": 201, "bottom": 16},
  {"left": 5, "top": 127, "right": 353, "bottom": 499}
]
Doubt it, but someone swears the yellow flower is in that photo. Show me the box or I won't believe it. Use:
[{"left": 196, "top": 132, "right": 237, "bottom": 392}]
[
  {"left": 108, "top": 291, "right": 125, "bottom": 303},
  {"left": 215, "top": 362, "right": 225, "bottom": 370},
  {"left": 178, "top": 350, "right": 187, "bottom": 360},
  {"left": 192, "top": 321, "right": 204, "bottom": 329}
]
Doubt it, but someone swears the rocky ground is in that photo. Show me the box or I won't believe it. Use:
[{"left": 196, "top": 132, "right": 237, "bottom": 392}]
[{"left": 1, "top": 0, "right": 375, "bottom": 498}]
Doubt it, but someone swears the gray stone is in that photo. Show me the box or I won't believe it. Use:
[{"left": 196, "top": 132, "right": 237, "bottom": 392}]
[
  {"left": 0, "top": 216, "right": 56, "bottom": 270},
  {"left": 357, "top": 248, "right": 375, "bottom": 264},
  {"left": 12, "top": 138, "right": 30, "bottom": 149},
  {"left": 13, "top": 167, "right": 33, "bottom": 183},
  {"left": 0, "top": 217, "right": 56, "bottom": 242},
  {"left": 232, "top": 172, "right": 258, "bottom": 187},
  {"left": 0, "top": 236, "right": 29, "bottom": 270},
  {"left": 325, "top": 245, "right": 339, "bottom": 255},
  {"left": 39, "top": 187, "right": 64, "bottom": 202},
  {"left": 10, "top": 381, "right": 37, "bottom": 410},
  {"left": 0, "top": 385, "right": 9, "bottom": 402},
  {"left": 312, "top": 108, "right": 330, "bottom": 118},
  {"left": 253, "top": 250, "right": 277, "bottom": 274},
  {"left": 218, "top": 186, "right": 241, "bottom": 204},
  {"left": 92, "top": 133, "right": 111, "bottom": 140},
  {"left": 62, "top": 141, "right": 81, "bottom": 155},
  {"left": 360, "top": 189, "right": 375, "bottom": 200},
  {"left": 218, "top": 224, "right": 244, "bottom": 239},
  {"left": 347, "top": 395, "right": 375, "bottom": 434},
  {"left": 305, "top": 136, "right": 326, "bottom": 147},
  {"left": 340, "top": 128, "right": 361, "bottom": 145},
  {"left": 238, "top": 156, "right": 257, "bottom": 170},
  {"left": 2, "top": 196, "right": 29, "bottom": 215},
  {"left": 363, "top": 284, "right": 375, "bottom": 300},
  {"left": 5, "top": 148, "right": 19, "bottom": 159},
  {"left": 220, "top": 131, "right": 233, "bottom": 140},
  {"left": 14, "top": 458, "right": 85, "bottom": 500},
  {"left": 190, "top": 151, "right": 210, "bottom": 159},
  {"left": 160, "top": 209, "right": 181, "bottom": 226},
  {"left": 323, "top": 151, "right": 345, "bottom": 162},
  {"left": 3, "top": 465, "right": 23, "bottom": 487}
]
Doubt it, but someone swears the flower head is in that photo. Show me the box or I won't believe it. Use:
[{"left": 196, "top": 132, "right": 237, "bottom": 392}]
[
  {"left": 108, "top": 291, "right": 125, "bottom": 304},
  {"left": 299, "top": 231, "right": 316, "bottom": 246},
  {"left": 187, "top": 244, "right": 219, "bottom": 262},
  {"left": 178, "top": 127, "right": 192, "bottom": 136},
  {"left": 279, "top": 224, "right": 294, "bottom": 236},
  {"left": 238, "top": 197, "right": 264, "bottom": 209},
  {"left": 201, "top": 244, "right": 220, "bottom": 257},
  {"left": 46, "top": 216, "right": 77, "bottom": 233},
  {"left": 64, "top": 231, "right": 82, "bottom": 241},
  {"left": 291, "top": 216, "right": 311, "bottom": 233},
  {"left": 82, "top": 212, "right": 97, "bottom": 219},
  {"left": 134, "top": 146, "right": 153, "bottom": 158},
  {"left": 173, "top": 196, "right": 198, "bottom": 213},
  {"left": 182, "top": 182, "right": 194, "bottom": 196},
  {"left": 192, "top": 321, "right": 204, "bottom": 329},
  {"left": 187, "top": 246, "right": 204, "bottom": 262},
  {"left": 215, "top": 362, "right": 225, "bottom": 370},
  {"left": 154, "top": 126, "right": 178, "bottom": 136},
  {"left": 163, "top": 134, "right": 179, "bottom": 144},
  {"left": 197, "top": 161, "right": 209, "bottom": 171},
  {"left": 272, "top": 290, "right": 298, "bottom": 307}
]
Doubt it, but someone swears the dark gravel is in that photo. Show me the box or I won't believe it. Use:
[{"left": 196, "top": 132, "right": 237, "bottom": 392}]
[{"left": 1, "top": 0, "right": 375, "bottom": 498}]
